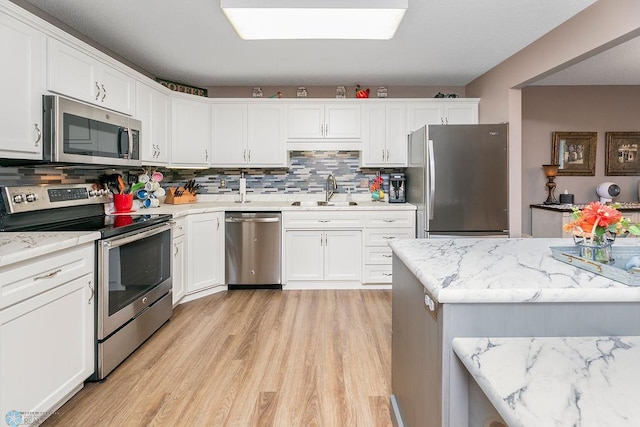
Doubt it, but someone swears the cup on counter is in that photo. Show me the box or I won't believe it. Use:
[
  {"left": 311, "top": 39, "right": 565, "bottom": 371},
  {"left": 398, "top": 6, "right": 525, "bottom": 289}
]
[
  {"left": 143, "top": 198, "right": 160, "bottom": 208},
  {"left": 136, "top": 189, "right": 149, "bottom": 200},
  {"left": 154, "top": 187, "right": 166, "bottom": 197},
  {"left": 151, "top": 172, "right": 164, "bottom": 183},
  {"left": 138, "top": 174, "right": 150, "bottom": 183},
  {"left": 144, "top": 182, "right": 154, "bottom": 191},
  {"left": 113, "top": 193, "right": 133, "bottom": 212}
]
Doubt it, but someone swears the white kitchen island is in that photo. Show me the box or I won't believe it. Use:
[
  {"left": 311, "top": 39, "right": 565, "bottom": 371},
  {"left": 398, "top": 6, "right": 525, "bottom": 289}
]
[{"left": 389, "top": 238, "right": 640, "bottom": 427}]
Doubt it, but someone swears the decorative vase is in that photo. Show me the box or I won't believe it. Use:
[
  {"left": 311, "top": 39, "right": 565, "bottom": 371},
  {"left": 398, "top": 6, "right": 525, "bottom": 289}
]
[{"left": 573, "top": 234, "right": 615, "bottom": 264}]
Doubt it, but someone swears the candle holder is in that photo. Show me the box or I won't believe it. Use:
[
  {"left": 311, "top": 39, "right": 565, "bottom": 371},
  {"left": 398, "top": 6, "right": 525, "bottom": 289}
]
[{"left": 542, "top": 164, "right": 560, "bottom": 205}]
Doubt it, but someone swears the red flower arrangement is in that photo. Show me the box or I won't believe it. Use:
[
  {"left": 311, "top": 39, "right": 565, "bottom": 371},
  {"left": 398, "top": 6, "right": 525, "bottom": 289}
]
[{"left": 563, "top": 202, "right": 640, "bottom": 243}]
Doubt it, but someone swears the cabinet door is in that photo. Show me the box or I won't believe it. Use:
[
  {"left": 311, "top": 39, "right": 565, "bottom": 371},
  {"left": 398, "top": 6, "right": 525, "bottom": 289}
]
[
  {"left": 172, "top": 234, "right": 186, "bottom": 305},
  {"left": 136, "top": 81, "right": 170, "bottom": 164},
  {"left": 324, "top": 230, "right": 362, "bottom": 281},
  {"left": 99, "top": 65, "right": 135, "bottom": 115},
  {"left": 285, "top": 230, "right": 324, "bottom": 281},
  {"left": 171, "top": 98, "right": 211, "bottom": 167},
  {"left": 187, "top": 213, "right": 224, "bottom": 293},
  {"left": 325, "top": 103, "right": 360, "bottom": 139},
  {"left": 0, "top": 14, "right": 45, "bottom": 160},
  {"left": 443, "top": 102, "right": 478, "bottom": 124},
  {"left": 210, "top": 103, "right": 247, "bottom": 166},
  {"left": 385, "top": 103, "right": 408, "bottom": 166},
  {"left": 361, "top": 104, "right": 387, "bottom": 166},
  {"left": 248, "top": 103, "right": 286, "bottom": 166},
  {"left": 0, "top": 275, "right": 94, "bottom": 420},
  {"left": 288, "top": 103, "right": 325, "bottom": 139},
  {"left": 407, "top": 102, "right": 443, "bottom": 132},
  {"left": 47, "top": 38, "right": 99, "bottom": 105}
]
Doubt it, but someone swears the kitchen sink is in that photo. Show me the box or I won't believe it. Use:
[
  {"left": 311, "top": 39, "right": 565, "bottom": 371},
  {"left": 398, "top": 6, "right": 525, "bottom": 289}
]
[{"left": 291, "top": 201, "right": 358, "bottom": 207}]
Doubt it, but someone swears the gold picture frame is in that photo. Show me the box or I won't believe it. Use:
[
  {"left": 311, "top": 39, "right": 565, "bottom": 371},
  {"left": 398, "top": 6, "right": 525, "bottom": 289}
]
[
  {"left": 605, "top": 132, "right": 640, "bottom": 176},
  {"left": 552, "top": 131, "right": 597, "bottom": 176}
]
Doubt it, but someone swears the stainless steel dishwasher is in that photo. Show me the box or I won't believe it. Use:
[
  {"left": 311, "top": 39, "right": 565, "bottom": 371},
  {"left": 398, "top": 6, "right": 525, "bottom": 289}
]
[{"left": 225, "top": 212, "right": 282, "bottom": 289}]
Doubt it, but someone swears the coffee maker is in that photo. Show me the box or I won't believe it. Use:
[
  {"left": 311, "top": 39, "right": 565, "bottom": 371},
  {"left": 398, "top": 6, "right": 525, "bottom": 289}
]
[{"left": 389, "top": 173, "right": 406, "bottom": 203}]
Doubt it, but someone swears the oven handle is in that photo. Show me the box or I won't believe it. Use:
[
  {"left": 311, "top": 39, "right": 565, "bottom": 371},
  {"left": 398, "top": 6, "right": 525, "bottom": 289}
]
[{"left": 100, "top": 222, "right": 171, "bottom": 248}]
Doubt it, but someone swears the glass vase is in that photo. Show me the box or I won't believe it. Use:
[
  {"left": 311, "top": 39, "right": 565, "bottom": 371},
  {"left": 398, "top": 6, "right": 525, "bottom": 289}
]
[{"left": 573, "top": 234, "right": 615, "bottom": 264}]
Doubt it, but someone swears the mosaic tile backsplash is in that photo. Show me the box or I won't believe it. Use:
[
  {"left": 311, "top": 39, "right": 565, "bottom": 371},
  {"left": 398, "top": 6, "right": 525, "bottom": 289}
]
[{"left": 0, "top": 151, "right": 402, "bottom": 195}]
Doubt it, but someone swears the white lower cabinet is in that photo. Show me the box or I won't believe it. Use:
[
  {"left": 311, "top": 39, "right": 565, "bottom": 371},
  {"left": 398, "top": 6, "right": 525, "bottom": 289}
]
[
  {"left": 172, "top": 217, "right": 186, "bottom": 305},
  {"left": 285, "top": 229, "right": 361, "bottom": 282},
  {"left": 0, "top": 244, "right": 95, "bottom": 424},
  {"left": 186, "top": 212, "right": 224, "bottom": 294},
  {"left": 363, "top": 211, "right": 416, "bottom": 284}
]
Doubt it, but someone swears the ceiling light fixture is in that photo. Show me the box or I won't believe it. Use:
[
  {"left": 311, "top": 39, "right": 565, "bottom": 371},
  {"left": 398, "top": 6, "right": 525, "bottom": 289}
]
[{"left": 221, "top": 0, "right": 408, "bottom": 40}]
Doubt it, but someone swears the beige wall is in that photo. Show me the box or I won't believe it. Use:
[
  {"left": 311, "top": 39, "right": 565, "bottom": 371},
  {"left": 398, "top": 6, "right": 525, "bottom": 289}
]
[
  {"left": 205, "top": 86, "right": 465, "bottom": 99},
  {"left": 465, "top": 0, "right": 640, "bottom": 236},
  {"left": 521, "top": 85, "right": 640, "bottom": 235}
]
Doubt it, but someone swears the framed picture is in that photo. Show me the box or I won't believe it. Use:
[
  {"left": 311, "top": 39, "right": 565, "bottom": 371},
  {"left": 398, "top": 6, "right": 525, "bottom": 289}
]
[
  {"left": 605, "top": 132, "right": 640, "bottom": 176},
  {"left": 552, "top": 131, "right": 597, "bottom": 176}
]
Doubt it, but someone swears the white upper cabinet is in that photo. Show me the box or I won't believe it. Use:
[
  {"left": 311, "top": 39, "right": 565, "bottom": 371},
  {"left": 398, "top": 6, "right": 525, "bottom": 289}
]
[
  {"left": 47, "top": 38, "right": 135, "bottom": 115},
  {"left": 361, "top": 102, "right": 407, "bottom": 167},
  {"left": 0, "top": 9, "right": 45, "bottom": 160},
  {"left": 288, "top": 101, "right": 361, "bottom": 139},
  {"left": 171, "top": 96, "right": 211, "bottom": 167},
  {"left": 407, "top": 99, "right": 478, "bottom": 132},
  {"left": 136, "top": 81, "right": 171, "bottom": 165},
  {"left": 211, "top": 102, "right": 286, "bottom": 167}
]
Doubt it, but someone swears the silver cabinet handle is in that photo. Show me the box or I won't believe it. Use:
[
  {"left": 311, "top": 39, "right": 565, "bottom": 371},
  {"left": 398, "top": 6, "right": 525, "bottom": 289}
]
[
  {"left": 205, "top": 149, "right": 209, "bottom": 162},
  {"left": 34, "top": 268, "right": 62, "bottom": 280},
  {"left": 34, "top": 123, "right": 41, "bottom": 146},
  {"left": 320, "top": 123, "right": 323, "bottom": 136},
  {"left": 88, "top": 280, "right": 94, "bottom": 304},
  {"left": 101, "top": 84, "right": 107, "bottom": 101},
  {"left": 383, "top": 254, "right": 393, "bottom": 258},
  {"left": 382, "top": 236, "right": 395, "bottom": 240},
  {"left": 382, "top": 149, "right": 385, "bottom": 161},
  {"left": 217, "top": 217, "right": 220, "bottom": 230},
  {"left": 325, "top": 124, "right": 328, "bottom": 135},
  {"left": 386, "top": 150, "right": 390, "bottom": 161},
  {"left": 174, "top": 243, "right": 179, "bottom": 256},
  {"left": 383, "top": 219, "right": 395, "bottom": 222},
  {"left": 248, "top": 149, "right": 251, "bottom": 162},
  {"left": 95, "top": 81, "right": 101, "bottom": 100},
  {"left": 243, "top": 149, "right": 247, "bottom": 161},
  {"left": 382, "top": 273, "right": 392, "bottom": 276},
  {"left": 318, "top": 219, "right": 331, "bottom": 223}
]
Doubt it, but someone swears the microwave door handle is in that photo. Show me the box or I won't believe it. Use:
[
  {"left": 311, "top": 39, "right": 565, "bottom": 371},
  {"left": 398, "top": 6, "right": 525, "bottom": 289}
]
[
  {"left": 127, "top": 127, "right": 133, "bottom": 159},
  {"left": 428, "top": 139, "right": 435, "bottom": 220}
]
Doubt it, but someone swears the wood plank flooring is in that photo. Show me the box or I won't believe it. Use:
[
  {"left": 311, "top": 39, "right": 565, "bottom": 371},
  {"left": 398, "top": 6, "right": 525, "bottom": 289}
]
[{"left": 43, "top": 290, "right": 393, "bottom": 426}]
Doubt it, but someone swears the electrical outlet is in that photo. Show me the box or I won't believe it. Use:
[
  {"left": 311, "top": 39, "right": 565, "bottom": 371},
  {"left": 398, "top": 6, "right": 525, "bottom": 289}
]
[
  {"left": 220, "top": 179, "right": 227, "bottom": 189},
  {"left": 360, "top": 178, "right": 369, "bottom": 188}
]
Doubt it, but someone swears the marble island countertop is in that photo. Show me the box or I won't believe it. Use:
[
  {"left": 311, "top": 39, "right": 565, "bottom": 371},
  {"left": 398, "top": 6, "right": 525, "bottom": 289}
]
[
  {"left": 453, "top": 336, "right": 640, "bottom": 427},
  {"left": 389, "top": 238, "right": 640, "bottom": 304},
  {"left": 0, "top": 231, "right": 100, "bottom": 268}
]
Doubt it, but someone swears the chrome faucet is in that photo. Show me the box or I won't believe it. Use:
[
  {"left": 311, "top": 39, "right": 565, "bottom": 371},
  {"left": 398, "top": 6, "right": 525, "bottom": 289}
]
[{"left": 325, "top": 173, "right": 337, "bottom": 202}]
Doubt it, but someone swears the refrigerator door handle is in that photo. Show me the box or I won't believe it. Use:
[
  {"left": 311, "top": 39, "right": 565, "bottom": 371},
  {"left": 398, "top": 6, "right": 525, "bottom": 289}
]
[{"left": 428, "top": 139, "right": 435, "bottom": 220}]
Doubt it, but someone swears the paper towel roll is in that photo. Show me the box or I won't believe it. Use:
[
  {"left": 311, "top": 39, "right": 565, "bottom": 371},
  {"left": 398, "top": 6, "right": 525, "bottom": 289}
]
[{"left": 239, "top": 178, "right": 246, "bottom": 195}]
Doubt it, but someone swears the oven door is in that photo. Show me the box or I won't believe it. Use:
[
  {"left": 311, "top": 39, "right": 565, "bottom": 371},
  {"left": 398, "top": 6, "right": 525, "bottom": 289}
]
[{"left": 97, "top": 222, "right": 172, "bottom": 340}]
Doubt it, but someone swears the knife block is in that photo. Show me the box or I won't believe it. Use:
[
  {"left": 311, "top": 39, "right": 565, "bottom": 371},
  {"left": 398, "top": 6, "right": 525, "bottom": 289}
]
[{"left": 164, "top": 187, "right": 197, "bottom": 205}]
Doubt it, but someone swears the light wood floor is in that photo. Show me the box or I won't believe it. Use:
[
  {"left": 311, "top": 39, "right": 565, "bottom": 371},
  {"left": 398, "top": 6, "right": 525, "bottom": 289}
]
[{"left": 44, "top": 290, "right": 393, "bottom": 426}]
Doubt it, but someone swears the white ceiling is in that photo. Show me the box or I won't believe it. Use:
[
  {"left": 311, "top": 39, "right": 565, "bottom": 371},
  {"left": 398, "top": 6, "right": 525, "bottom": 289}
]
[{"left": 21, "top": 0, "right": 629, "bottom": 88}]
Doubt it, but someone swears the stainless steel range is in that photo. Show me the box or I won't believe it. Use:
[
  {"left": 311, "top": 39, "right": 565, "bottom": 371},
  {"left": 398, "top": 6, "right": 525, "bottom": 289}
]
[{"left": 0, "top": 184, "right": 173, "bottom": 381}]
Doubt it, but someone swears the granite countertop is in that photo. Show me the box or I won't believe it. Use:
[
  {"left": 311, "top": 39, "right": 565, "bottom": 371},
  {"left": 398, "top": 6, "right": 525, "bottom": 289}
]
[
  {"left": 389, "top": 238, "right": 640, "bottom": 304},
  {"left": 0, "top": 231, "right": 100, "bottom": 269},
  {"left": 453, "top": 336, "right": 640, "bottom": 427}
]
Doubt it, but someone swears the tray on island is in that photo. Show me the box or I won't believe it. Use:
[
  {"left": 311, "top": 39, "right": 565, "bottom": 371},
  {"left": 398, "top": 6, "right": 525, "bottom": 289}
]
[{"left": 550, "top": 245, "right": 640, "bottom": 286}]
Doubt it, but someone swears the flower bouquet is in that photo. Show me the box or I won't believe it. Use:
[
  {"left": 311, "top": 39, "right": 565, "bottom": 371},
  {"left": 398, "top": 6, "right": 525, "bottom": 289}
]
[{"left": 563, "top": 202, "right": 640, "bottom": 263}]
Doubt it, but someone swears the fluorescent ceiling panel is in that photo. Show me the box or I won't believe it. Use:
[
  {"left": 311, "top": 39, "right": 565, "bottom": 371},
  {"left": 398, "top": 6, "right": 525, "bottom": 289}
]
[{"left": 221, "top": 0, "right": 408, "bottom": 40}]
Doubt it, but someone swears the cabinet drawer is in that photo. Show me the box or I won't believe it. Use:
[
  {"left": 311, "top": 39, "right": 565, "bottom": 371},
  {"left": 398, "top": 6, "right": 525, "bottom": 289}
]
[
  {"left": 283, "top": 211, "right": 363, "bottom": 229},
  {"left": 365, "top": 228, "right": 415, "bottom": 246},
  {"left": 172, "top": 217, "right": 186, "bottom": 238},
  {"left": 365, "top": 211, "right": 415, "bottom": 228},
  {"left": 0, "top": 244, "right": 94, "bottom": 310},
  {"left": 365, "top": 246, "right": 393, "bottom": 265},
  {"left": 363, "top": 265, "right": 393, "bottom": 284}
]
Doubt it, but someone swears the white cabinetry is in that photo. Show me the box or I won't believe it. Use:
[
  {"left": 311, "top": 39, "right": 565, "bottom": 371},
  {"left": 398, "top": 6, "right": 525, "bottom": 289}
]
[
  {"left": 47, "top": 38, "right": 134, "bottom": 115},
  {"left": 210, "top": 102, "right": 287, "bottom": 167},
  {"left": 136, "top": 81, "right": 170, "bottom": 165},
  {"left": 363, "top": 211, "right": 415, "bottom": 283},
  {"left": 283, "top": 211, "right": 362, "bottom": 285},
  {"left": 0, "top": 9, "right": 45, "bottom": 160},
  {"left": 171, "top": 97, "right": 211, "bottom": 167},
  {"left": 0, "top": 244, "right": 95, "bottom": 424},
  {"left": 407, "top": 99, "right": 478, "bottom": 132},
  {"left": 361, "top": 102, "right": 407, "bottom": 167},
  {"left": 186, "top": 212, "right": 224, "bottom": 294},
  {"left": 172, "top": 217, "right": 186, "bottom": 305},
  {"left": 288, "top": 102, "right": 361, "bottom": 140}
]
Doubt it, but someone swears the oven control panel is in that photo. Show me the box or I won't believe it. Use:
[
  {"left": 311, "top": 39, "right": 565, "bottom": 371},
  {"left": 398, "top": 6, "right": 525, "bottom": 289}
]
[{"left": 1, "top": 184, "right": 110, "bottom": 214}]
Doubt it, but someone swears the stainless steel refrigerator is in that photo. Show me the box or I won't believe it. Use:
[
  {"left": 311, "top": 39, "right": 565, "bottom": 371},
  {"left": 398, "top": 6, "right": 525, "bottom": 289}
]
[{"left": 406, "top": 124, "right": 509, "bottom": 238}]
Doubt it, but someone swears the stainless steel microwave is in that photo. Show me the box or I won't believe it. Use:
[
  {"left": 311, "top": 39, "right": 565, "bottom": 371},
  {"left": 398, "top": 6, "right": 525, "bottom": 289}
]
[{"left": 43, "top": 95, "right": 142, "bottom": 167}]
